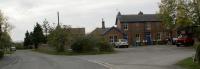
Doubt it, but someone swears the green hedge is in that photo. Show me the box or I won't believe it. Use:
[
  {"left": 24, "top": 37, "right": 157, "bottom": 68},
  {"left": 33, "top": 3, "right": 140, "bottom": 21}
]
[
  {"left": 71, "top": 36, "right": 114, "bottom": 53},
  {"left": 0, "top": 51, "right": 4, "bottom": 59}
]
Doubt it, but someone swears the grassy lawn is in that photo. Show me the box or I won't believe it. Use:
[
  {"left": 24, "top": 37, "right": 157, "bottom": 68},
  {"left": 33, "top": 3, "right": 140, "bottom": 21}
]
[
  {"left": 177, "top": 57, "right": 200, "bottom": 69},
  {"left": 33, "top": 49, "right": 115, "bottom": 56}
]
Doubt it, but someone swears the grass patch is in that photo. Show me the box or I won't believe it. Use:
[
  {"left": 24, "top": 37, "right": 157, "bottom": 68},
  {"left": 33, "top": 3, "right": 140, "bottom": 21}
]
[{"left": 177, "top": 57, "right": 200, "bottom": 69}]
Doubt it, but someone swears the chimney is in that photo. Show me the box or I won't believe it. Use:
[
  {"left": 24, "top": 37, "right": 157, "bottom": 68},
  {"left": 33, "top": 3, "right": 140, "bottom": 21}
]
[
  {"left": 102, "top": 18, "right": 105, "bottom": 29},
  {"left": 138, "top": 11, "right": 143, "bottom": 15}
]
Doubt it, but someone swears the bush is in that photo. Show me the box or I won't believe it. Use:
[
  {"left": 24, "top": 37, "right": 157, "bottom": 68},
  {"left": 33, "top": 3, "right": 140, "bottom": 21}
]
[
  {"left": 71, "top": 36, "right": 114, "bottom": 53},
  {"left": 0, "top": 50, "right": 4, "bottom": 59},
  {"left": 71, "top": 36, "right": 98, "bottom": 53},
  {"left": 98, "top": 38, "right": 114, "bottom": 52}
]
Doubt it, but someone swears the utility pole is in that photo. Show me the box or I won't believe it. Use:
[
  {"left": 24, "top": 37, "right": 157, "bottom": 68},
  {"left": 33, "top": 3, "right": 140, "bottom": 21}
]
[{"left": 57, "top": 12, "right": 60, "bottom": 26}]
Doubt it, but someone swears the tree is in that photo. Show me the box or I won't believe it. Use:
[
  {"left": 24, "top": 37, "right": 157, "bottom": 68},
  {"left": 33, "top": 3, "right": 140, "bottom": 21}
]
[
  {"left": 24, "top": 31, "right": 31, "bottom": 49},
  {"left": 32, "top": 23, "right": 45, "bottom": 49},
  {"left": 190, "top": 0, "right": 200, "bottom": 64},
  {"left": 176, "top": 0, "right": 193, "bottom": 27},
  {"left": 159, "top": 0, "right": 177, "bottom": 29},
  {"left": 42, "top": 19, "right": 50, "bottom": 43},
  {"left": 0, "top": 10, "right": 12, "bottom": 58},
  {"left": 48, "top": 25, "right": 71, "bottom": 52},
  {"left": 159, "top": 0, "right": 177, "bottom": 37}
]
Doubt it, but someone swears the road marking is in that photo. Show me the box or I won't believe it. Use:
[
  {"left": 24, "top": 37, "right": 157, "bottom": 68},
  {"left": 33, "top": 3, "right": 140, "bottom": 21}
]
[{"left": 86, "top": 60, "right": 120, "bottom": 69}]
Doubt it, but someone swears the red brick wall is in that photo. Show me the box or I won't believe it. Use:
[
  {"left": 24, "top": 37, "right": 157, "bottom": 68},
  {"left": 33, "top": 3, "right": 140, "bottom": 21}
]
[
  {"left": 104, "top": 28, "right": 124, "bottom": 42},
  {"left": 117, "top": 22, "right": 167, "bottom": 45}
]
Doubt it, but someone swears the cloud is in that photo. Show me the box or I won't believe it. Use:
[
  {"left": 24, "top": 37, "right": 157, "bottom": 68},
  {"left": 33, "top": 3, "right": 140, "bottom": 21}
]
[{"left": 0, "top": 0, "right": 160, "bottom": 41}]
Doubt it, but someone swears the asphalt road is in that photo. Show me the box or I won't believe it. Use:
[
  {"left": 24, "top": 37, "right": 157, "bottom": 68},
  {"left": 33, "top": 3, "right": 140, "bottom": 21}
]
[
  {"left": 0, "top": 50, "right": 108, "bottom": 69},
  {"left": 0, "top": 45, "right": 195, "bottom": 69},
  {"left": 75, "top": 45, "right": 195, "bottom": 69}
]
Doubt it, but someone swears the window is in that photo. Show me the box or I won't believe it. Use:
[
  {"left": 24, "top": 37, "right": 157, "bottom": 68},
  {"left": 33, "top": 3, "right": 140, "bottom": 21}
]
[
  {"left": 109, "top": 36, "right": 117, "bottom": 43},
  {"left": 136, "top": 34, "right": 140, "bottom": 41},
  {"left": 114, "top": 36, "right": 117, "bottom": 42},
  {"left": 157, "top": 32, "right": 161, "bottom": 40},
  {"left": 109, "top": 36, "right": 114, "bottom": 43},
  {"left": 124, "top": 23, "right": 128, "bottom": 30},
  {"left": 124, "top": 34, "right": 128, "bottom": 40}
]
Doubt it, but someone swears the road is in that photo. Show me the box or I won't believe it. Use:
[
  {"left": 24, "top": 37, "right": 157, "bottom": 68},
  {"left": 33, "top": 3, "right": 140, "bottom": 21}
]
[
  {"left": 0, "top": 45, "right": 195, "bottom": 69},
  {"left": 75, "top": 45, "right": 195, "bottom": 69},
  {"left": 0, "top": 50, "right": 107, "bottom": 69}
]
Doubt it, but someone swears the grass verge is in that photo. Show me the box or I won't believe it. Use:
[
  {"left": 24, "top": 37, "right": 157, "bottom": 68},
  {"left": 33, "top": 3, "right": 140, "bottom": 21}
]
[{"left": 177, "top": 57, "right": 200, "bottom": 69}]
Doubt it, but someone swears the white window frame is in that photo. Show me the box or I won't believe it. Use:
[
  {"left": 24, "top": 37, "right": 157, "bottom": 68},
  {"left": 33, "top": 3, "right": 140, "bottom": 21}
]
[
  {"left": 136, "top": 34, "right": 141, "bottom": 41},
  {"left": 124, "top": 23, "right": 128, "bottom": 30}
]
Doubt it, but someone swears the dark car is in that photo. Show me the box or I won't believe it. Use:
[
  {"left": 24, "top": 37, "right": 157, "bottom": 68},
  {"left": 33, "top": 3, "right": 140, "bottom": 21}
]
[{"left": 176, "top": 36, "right": 194, "bottom": 47}]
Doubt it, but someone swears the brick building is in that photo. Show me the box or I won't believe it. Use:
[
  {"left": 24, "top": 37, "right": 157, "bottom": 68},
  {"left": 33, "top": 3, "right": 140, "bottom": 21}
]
[
  {"left": 90, "top": 19, "right": 124, "bottom": 43},
  {"left": 69, "top": 28, "right": 85, "bottom": 37},
  {"left": 115, "top": 11, "right": 168, "bottom": 46}
]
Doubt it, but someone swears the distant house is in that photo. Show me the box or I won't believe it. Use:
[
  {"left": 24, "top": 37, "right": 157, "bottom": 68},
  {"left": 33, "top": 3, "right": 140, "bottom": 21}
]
[
  {"left": 115, "top": 11, "right": 169, "bottom": 46},
  {"left": 69, "top": 28, "right": 85, "bottom": 37},
  {"left": 90, "top": 19, "right": 124, "bottom": 43}
]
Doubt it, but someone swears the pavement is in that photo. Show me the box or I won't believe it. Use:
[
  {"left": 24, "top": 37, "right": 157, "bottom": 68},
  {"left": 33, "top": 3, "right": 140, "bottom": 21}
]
[{"left": 0, "top": 45, "right": 195, "bottom": 69}]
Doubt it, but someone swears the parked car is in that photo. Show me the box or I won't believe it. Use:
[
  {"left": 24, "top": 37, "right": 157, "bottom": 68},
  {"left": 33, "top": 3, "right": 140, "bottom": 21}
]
[
  {"left": 11, "top": 46, "right": 16, "bottom": 51},
  {"left": 176, "top": 36, "right": 194, "bottom": 47},
  {"left": 114, "top": 39, "right": 129, "bottom": 48}
]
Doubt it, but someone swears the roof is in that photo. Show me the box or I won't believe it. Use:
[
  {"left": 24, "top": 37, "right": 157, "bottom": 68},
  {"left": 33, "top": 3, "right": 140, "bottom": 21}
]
[
  {"left": 103, "top": 27, "right": 124, "bottom": 35},
  {"left": 116, "top": 14, "right": 161, "bottom": 24},
  {"left": 90, "top": 27, "right": 124, "bottom": 36},
  {"left": 90, "top": 28, "right": 110, "bottom": 35}
]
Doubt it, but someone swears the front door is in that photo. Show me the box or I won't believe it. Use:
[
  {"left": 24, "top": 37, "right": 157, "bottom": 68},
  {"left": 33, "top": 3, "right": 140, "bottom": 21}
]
[{"left": 145, "top": 32, "right": 152, "bottom": 45}]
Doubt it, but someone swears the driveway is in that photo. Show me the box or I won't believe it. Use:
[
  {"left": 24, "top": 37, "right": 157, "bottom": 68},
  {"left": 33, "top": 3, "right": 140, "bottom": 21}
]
[
  {"left": 75, "top": 45, "right": 195, "bottom": 69},
  {"left": 0, "top": 50, "right": 107, "bottom": 69}
]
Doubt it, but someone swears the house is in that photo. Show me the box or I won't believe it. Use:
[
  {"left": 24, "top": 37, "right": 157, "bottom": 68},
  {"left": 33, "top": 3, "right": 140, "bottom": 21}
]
[
  {"left": 90, "top": 19, "right": 124, "bottom": 43},
  {"left": 69, "top": 28, "right": 85, "bottom": 37},
  {"left": 115, "top": 11, "right": 168, "bottom": 46}
]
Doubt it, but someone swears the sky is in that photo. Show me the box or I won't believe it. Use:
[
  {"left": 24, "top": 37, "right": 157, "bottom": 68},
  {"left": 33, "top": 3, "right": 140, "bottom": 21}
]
[{"left": 0, "top": 0, "right": 160, "bottom": 42}]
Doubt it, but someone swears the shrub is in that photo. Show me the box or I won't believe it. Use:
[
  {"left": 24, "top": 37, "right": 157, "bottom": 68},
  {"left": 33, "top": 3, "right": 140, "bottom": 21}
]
[
  {"left": 71, "top": 36, "right": 98, "bottom": 53},
  {"left": 0, "top": 50, "right": 4, "bottom": 59},
  {"left": 98, "top": 38, "right": 114, "bottom": 52},
  {"left": 71, "top": 36, "right": 114, "bottom": 53}
]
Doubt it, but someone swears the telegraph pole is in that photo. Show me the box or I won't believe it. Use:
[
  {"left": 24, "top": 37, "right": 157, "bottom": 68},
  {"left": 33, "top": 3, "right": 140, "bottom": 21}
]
[{"left": 57, "top": 12, "right": 60, "bottom": 26}]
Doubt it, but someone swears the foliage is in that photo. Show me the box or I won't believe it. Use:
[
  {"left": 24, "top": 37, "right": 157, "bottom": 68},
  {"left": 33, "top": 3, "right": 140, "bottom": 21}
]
[
  {"left": 71, "top": 36, "right": 114, "bottom": 53},
  {"left": 0, "top": 32, "right": 12, "bottom": 49},
  {"left": 14, "top": 42, "right": 24, "bottom": 50},
  {"left": 159, "top": 0, "right": 193, "bottom": 30},
  {"left": 71, "top": 36, "right": 98, "bottom": 53},
  {"left": 24, "top": 31, "right": 31, "bottom": 49},
  {"left": 0, "top": 50, "right": 4, "bottom": 59},
  {"left": 32, "top": 23, "right": 45, "bottom": 49},
  {"left": 98, "top": 38, "right": 114, "bottom": 52},
  {"left": 0, "top": 10, "right": 12, "bottom": 58},
  {"left": 159, "top": 0, "right": 177, "bottom": 30},
  {"left": 177, "top": 57, "right": 200, "bottom": 69},
  {"left": 42, "top": 19, "right": 50, "bottom": 43},
  {"left": 47, "top": 25, "right": 71, "bottom": 52}
]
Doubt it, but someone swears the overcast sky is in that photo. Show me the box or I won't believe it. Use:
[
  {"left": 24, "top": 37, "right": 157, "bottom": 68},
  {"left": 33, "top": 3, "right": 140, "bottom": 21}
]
[{"left": 0, "top": 0, "right": 160, "bottom": 42}]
